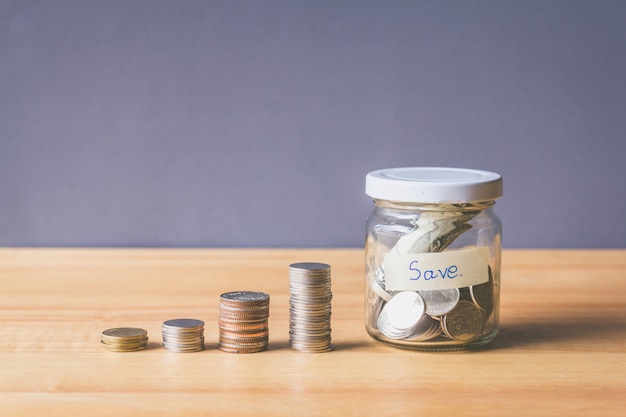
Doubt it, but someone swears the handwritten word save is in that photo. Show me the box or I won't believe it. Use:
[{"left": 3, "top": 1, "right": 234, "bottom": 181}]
[{"left": 408, "top": 260, "right": 459, "bottom": 281}]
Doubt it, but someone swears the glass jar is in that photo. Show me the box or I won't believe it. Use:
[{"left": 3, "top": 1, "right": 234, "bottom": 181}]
[{"left": 364, "top": 167, "right": 503, "bottom": 351}]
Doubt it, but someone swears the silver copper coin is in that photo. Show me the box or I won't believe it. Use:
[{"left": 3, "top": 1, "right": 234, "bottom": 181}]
[
  {"left": 220, "top": 291, "right": 270, "bottom": 304},
  {"left": 218, "top": 290, "right": 270, "bottom": 354}
]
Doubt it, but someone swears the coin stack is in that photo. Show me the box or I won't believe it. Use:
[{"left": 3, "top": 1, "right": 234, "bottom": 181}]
[
  {"left": 289, "top": 262, "right": 333, "bottom": 353},
  {"left": 101, "top": 327, "right": 148, "bottom": 352},
  {"left": 218, "top": 291, "right": 270, "bottom": 353},
  {"left": 161, "top": 319, "right": 205, "bottom": 352}
]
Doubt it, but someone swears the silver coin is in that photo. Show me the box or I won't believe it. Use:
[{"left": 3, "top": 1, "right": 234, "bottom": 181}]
[
  {"left": 382, "top": 291, "right": 425, "bottom": 330},
  {"left": 406, "top": 315, "right": 442, "bottom": 341},
  {"left": 419, "top": 288, "right": 460, "bottom": 316},
  {"left": 220, "top": 291, "right": 270, "bottom": 303},
  {"left": 376, "top": 311, "right": 407, "bottom": 339},
  {"left": 377, "top": 291, "right": 425, "bottom": 339},
  {"left": 162, "top": 343, "right": 204, "bottom": 353},
  {"left": 289, "top": 262, "right": 331, "bottom": 271},
  {"left": 162, "top": 318, "right": 205, "bottom": 352},
  {"left": 289, "top": 261, "right": 332, "bottom": 353},
  {"left": 162, "top": 318, "right": 204, "bottom": 330}
]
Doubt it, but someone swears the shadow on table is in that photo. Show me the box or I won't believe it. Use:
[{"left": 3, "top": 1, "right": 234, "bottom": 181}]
[{"left": 485, "top": 314, "right": 625, "bottom": 351}]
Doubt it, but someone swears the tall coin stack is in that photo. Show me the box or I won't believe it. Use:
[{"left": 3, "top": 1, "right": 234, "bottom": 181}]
[
  {"left": 218, "top": 291, "right": 270, "bottom": 353},
  {"left": 289, "top": 262, "right": 333, "bottom": 352},
  {"left": 161, "top": 318, "right": 205, "bottom": 352}
]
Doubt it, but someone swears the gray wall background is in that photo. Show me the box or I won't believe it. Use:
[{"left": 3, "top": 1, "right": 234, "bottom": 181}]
[{"left": 1, "top": 0, "right": 625, "bottom": 248}]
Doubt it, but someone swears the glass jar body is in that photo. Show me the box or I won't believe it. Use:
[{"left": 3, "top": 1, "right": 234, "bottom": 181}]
[{"left": 365, "top": 200, "right": 502, "bottom": 351}]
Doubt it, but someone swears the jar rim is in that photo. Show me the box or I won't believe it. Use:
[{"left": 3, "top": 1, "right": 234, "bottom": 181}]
[{"left": 365, "top": 167, "right": 502, "bottom": 203}]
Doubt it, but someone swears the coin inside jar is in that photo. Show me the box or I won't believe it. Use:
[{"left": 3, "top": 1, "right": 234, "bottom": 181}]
[
  {"left": 419, "top": 288, "right": 460, "bottom": 316},
  {"left": 377, "top": 291, "right": 425, "bottom": 339},
  {"left": 470, "top": 266, "right": 494, "bottom": 311},
  {"left": 441, "top": 300, "right": 484, "bottom": 342}
]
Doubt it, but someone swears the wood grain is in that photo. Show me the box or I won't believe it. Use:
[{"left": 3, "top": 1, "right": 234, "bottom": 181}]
[{"left": 1, "top": 249, "right": 624, "bottom": 416}]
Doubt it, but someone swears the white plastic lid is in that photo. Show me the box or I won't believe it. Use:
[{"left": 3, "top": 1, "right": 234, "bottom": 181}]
[{"left": 365, "top": 167, "right": 503, "bottom": 203}]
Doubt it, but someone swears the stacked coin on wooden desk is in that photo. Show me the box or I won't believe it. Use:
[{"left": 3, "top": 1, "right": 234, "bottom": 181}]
[
  {"left": 162, "top": 319, "right": 205, "bottom": 352},
  {"left": 101, "top": 327, "right": 148, "bottom": 352},
  {"left": 289, "top": 262, "right": 333, "bottom": 352},
  {"left": 218, "top": 291, "right": 270, "bottom": 353}
]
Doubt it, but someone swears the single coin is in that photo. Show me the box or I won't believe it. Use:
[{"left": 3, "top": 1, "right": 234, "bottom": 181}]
[
  {"left": 441, "top": 300, "right": 484, "bottom": 342},
  {"left": 220, "top": 291, "right": 270, "bottom": 303},
  {"left": 162, "top": 318, "right": 204, "bottom": 330},
  {"left": 382, "top": 291, "right": 425, "bottom": 331},
  {"left": 419, "top": 288, "right": 460, "bottom": 316},
  {"left": 102, "top": 327, "right": 147, "bottom": 340},
  {"left": 289, "top": 262, "right": 331, "bottom": 271},
  {"left": 377, "top": 291, "right": 426, "bottom": 340}
]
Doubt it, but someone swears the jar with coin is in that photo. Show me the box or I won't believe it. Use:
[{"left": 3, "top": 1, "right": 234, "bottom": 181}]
[{"left": 364, "top": 167, "right": 503, "bottom": 351}]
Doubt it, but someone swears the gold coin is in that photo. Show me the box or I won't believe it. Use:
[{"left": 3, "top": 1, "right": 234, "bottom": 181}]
[
  {"left": 441, "top": 300, "right": 484, "bottom": 342},
  {"left": 102, "top": 327, "right": 147, "bottom": 341},
  {"left": 101, "top": 337, "right": 149, "bottom": 349},
  {"left": 101, "top": 341, "right": 148, "bottom": 352}
]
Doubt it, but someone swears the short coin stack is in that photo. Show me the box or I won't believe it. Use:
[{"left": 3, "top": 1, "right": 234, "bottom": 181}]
[
  {"left": 161, "top": 318, "right": 205, "bottom": 352},
  {"left": 218, "top": 291, "right": 270, "bottom": 353},
  {"left": 101, "top": 327, "right": 148, "bottom": 352},
  {"left": 289, "top": 262, "right": 333, "bottom": 352}
]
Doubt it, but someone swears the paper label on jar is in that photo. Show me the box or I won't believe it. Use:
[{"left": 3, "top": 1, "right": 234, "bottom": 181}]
[{"left": 383, "top": 247, "right": 489, "bottom": 291}]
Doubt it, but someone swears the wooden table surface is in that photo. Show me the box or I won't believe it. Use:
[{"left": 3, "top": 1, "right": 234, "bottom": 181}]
[{"left": 0, "top": 248, "right": 624, "bottom": 416}]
